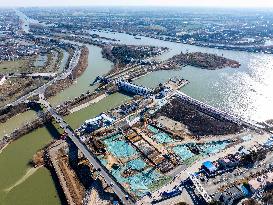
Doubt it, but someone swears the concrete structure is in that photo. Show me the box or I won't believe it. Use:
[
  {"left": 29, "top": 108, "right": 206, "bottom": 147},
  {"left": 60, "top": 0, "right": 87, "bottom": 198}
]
[
  {"left": 117, "top": 80, "right": 152, "bottom": 96},
  {"left": 175, "top": 91, "right": 264, "bottom": 130},
  {"left": 218, "top": 186, "right": 244, "bottom": 205}
]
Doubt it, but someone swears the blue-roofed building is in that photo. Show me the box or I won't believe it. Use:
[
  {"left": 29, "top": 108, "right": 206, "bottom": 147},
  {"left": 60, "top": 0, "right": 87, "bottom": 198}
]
[
  {"left": 202, "top": 161, "right": 217, "bottom": 174},
  {"left": 240, "top": 185, "right": 251, "bottom": 197}
]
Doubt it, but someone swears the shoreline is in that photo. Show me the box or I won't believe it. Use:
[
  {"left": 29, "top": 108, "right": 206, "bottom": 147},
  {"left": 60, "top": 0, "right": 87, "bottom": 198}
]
[
  {"left": 0, "top": 143, "right": 9, "bottom": 155},
  {"left": 69, "top": 93, "right": 108, "bottom": 114}
]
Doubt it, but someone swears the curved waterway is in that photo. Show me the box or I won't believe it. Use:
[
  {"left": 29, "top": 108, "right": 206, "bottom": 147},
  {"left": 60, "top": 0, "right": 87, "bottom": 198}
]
[
  {"left": 0, "top": 42, "right": 128, "bottom": 205},
  {"left": 90, "top": 30, "right": 273, "bottom": 122},
  {"left": 49, "top": 44, "right": 113, "bottom": 106},
  {"left": 1, "top": 29, "right": 273, "bottom": 204},
  {"left": 0, "top": 127, "right": 61, "bottom": 205},
  {"left": 0, "top": 111, "right": 37, "bottom": 140}
]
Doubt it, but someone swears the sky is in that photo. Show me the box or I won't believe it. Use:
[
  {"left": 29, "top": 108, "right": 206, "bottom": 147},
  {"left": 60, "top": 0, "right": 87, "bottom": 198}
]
[{"left": 0, "top": 0, "right": 273, "bottom": 8}]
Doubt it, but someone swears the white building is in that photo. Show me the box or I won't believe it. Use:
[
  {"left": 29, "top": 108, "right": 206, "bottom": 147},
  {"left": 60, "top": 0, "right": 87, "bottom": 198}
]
[
  {"left": 0, "top": 75, "right": 6, "bottom": 85},
  {"left": 117, "top": 80, "right": 152, "bottom": 96}
]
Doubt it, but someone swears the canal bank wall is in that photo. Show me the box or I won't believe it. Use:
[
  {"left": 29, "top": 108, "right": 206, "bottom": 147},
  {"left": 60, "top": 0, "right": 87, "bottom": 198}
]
[
  {"left": 47, "top": 140, "right": 84, "bottom": 205},
  {"left": 69, "top": 93, "right": 108, "bottom": 114},
  {"left": 0, "top": 103, "right": 29, "bottom": 123}
]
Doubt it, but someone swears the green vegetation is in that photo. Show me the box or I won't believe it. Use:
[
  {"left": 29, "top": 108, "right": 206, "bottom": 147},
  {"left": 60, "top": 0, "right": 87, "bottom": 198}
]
[
  {"left": 148, "top": 176, "right": 172, "bottom": 192},
  {"left": 0, "top": 59, "right": 31, "bottom": 73}
]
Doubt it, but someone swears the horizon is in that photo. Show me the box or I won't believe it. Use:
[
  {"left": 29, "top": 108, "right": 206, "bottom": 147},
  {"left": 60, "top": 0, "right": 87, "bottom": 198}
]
[{"left": 1, "top": 0, "right": 273, "bottom": 8}]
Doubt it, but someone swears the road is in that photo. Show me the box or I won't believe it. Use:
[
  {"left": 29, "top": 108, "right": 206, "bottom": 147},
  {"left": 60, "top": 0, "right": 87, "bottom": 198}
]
[
  {"left": 5, "top": 47, "right": 81, "bottom": 108},
  {"left": 8, "top": 72, "right": 57, "bottom": 78},
  {"left": 39, "top": 99, "right": 135, "bottom": 205},
  {"left": 138, "top": 132, "right": 270, "bottom": 205}
]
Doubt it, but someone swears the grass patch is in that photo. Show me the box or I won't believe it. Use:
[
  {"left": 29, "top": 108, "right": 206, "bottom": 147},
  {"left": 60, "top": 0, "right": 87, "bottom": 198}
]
[
  {"left": 0, "top": 59, "right": 30, "bottom": 73},
  {"left": 148, "top": 176, "right": 173, "bottom": 192}
]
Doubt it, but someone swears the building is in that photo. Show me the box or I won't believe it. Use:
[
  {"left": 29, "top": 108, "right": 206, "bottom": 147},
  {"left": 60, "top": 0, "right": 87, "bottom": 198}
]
[
  {"left": 78, "top": 113, "right": 115, "bottom": 134},
  {"left": 202, "top": 161, "right": 217, "bottom": 175},
  {"left": 119, "top": 102, "right": 138, "bottom": 115},
  {"left": 218, "top": 186, "right": 244, "bottom": 205},
  {"left": 248, "top": 172, "right": 273, "bottom": 193},
  {"left": 116, "top": 80, "right": 152, "bottom": 96},
  {"left": 218, "top": 155, "right": 240, "bottom": 169}
]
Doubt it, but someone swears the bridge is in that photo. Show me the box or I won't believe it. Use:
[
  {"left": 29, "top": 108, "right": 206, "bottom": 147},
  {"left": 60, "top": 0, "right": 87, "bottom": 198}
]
[{"left": 38, "top": 98, "right": 135, "bottom": 205}]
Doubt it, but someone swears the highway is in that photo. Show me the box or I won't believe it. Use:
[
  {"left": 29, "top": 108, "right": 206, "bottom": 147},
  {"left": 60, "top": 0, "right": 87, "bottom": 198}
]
[{"left": 38, "top": 99, "right": 135, "bottom": 205}]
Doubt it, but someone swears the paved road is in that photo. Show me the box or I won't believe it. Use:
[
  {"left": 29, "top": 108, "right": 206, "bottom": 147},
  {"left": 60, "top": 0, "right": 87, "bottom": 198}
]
[
  {"left": 8, "top": 72, "right": 57, "bottom": 78},
  {"left": 39, "top": 99, "right": 135, "bottom": 205}
]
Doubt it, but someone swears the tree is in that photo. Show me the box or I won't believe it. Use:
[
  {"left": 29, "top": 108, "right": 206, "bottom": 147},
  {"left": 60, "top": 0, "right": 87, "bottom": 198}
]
[
  {"left": 208, "top": 201, "right": 221, "bottom": 205},
  {"left": 175, "top": 202, "right": 189, "bottom": 205}
]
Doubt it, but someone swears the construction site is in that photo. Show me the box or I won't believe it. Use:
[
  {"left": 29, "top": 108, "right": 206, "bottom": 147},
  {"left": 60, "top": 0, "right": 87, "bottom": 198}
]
[
  {"left": 9, "top": 75, "right": 266, "bottom": 205},
  {"left": 58, "top": 79, "right": 262, "bottom": 202}
]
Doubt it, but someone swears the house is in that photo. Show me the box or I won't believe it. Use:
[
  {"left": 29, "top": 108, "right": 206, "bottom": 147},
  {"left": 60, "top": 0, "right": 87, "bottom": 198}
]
[
  {"left": 248, "top": 172, "right": 273, "bottom": 193},
  {"left": 202, "top": 161, "right": 217, "bottom": 175},
  {"left": 218, "top": 155, "right": 239, "bottom": 169},
  {"left": 78, "top": 113, "right": 115, "bottom": 134}
]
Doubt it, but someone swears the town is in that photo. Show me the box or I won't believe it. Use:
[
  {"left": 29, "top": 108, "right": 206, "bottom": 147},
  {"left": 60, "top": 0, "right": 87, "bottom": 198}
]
[{"left": 1, "top": 6, "right": 273, "bottom": 205}]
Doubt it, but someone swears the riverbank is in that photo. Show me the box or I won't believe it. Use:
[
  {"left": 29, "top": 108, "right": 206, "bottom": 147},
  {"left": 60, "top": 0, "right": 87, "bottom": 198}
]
[
  {"left": 45, "top": 46, "right": 89, "bottom": 98},
  {"left": 47, "top": 140, "right": 84, "bottom": 205},
  {"left": 1, "top": 25, "right": 273, "bottom": 205},
  {"left": 69, "top": 93, "right": 108, "bottom": 113},
  {"left": 0, "top": 47, "right": 86, "bottom": 123},
  {"left": 0, "top": 127, "right": 62, "bottom": 205},
  {"left": 0, "top": 103, "right": 28, "bottom": 123},
  {"left": 0, "top": 143, "right": 8, "bottom": 154},
  {"left": 169, "top": 52, "right": 241, "bottom": 69}
]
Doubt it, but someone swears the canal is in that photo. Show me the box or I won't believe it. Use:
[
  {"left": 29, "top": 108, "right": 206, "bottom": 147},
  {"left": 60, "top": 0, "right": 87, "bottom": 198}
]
[{"left": 1, "top": 30, "right": 273, "bottom": 204}]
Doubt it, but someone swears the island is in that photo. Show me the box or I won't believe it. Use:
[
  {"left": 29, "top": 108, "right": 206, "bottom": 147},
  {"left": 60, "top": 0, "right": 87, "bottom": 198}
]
[{"left": 169, "top": 52, "right": 241, "bottom": 69}]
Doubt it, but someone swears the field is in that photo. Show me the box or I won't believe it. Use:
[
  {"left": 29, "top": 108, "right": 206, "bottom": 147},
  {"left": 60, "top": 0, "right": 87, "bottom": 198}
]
[
  {"left": 0, "top": 59, "right": 31, "bottom": 73},
  {"left": 0, "top": 49, "right": 65, "bottom": 74}
]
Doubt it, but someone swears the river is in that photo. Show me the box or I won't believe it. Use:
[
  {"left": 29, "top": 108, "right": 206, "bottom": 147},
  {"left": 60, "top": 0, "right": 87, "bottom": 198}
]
[
  {"left": 89, "top": 30, "right": 273, "bottom": 122},
  {"left": 1, "top": 30, "right": 273, "bottom": 204}
]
